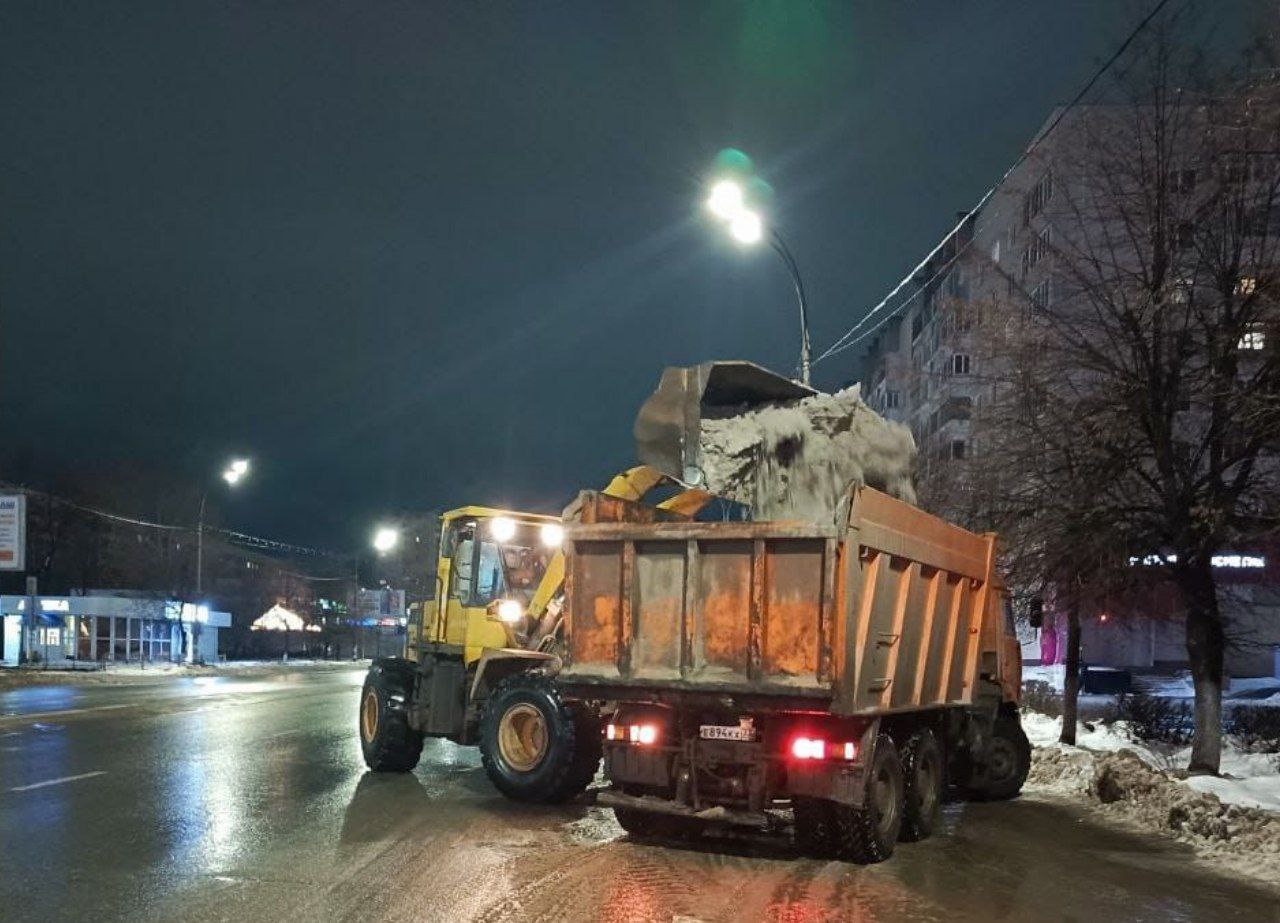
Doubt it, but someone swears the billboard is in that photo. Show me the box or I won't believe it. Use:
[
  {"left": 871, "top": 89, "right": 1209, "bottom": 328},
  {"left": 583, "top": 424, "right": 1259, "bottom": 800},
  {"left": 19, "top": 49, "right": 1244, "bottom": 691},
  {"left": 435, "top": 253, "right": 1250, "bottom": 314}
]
[{"left": 0, "top": 494, "right": 25, "bottom": 571}]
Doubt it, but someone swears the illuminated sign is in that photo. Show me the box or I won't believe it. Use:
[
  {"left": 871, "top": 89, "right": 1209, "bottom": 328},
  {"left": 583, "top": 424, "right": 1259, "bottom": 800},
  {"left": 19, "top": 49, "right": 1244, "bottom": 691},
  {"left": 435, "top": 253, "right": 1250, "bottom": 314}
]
[{"left": 1129, "top": 553, "right": 1265, "bottom": 569}]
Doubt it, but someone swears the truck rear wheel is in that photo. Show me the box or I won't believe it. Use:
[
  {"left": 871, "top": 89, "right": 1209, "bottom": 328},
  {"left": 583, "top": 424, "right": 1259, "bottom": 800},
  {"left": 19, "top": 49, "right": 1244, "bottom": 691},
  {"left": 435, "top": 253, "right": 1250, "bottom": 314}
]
[
  {"left": 479, "top": 672, "right": 587, "bottom": 803},
  {"left": 834, "top": 733, "right": 904, "bottom": 863},
  {"left": 359, "top": 660, "right": 424, "bottom": 772},
  {"left": 793, "top": 796, "right": 839, "bottom": 857},
  {"left": 899, "top": 729, "right": 943, "bottom": 841},
  {"left": 968, "top": 714, "right": 1030, "bottom": 801}
]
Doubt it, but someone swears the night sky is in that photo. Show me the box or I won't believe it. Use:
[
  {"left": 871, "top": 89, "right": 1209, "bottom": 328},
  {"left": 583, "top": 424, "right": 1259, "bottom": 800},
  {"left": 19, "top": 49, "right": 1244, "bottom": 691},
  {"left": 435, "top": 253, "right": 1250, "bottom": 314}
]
[{"left": 1, "top": 2, "right": 1260, "bottom": 549}]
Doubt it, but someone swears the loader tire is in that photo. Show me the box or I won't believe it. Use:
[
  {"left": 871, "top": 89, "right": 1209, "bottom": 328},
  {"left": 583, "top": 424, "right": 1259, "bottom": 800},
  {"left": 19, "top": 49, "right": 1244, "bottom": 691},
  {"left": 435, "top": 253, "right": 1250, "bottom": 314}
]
[
  {"left": 832, "top": 734, "right": 903, "bottom": 863},
  {"left": 479, "top": 672, "right": 583, "bottom": 803},
  {"left": 899, "top": 729, "right": 944, "bottom": 841},
  {"left": 968, "top": 714, "right": 1030, "bottom": 801},
  {"left": 359, "top": 660, "right": 424, "bottom": 773}
]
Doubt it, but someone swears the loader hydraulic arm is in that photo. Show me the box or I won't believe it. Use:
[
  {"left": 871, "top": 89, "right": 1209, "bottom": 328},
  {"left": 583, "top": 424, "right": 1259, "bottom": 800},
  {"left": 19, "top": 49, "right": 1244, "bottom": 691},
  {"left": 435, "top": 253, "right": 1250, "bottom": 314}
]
[{"left": 523, "top": 465, "right": 712, "bottom": 648}]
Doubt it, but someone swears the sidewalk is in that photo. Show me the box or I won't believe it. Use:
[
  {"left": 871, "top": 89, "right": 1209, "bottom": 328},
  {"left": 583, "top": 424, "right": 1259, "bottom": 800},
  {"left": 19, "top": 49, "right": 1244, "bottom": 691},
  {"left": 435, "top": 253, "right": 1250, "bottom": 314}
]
[{"left": 0, "top": 658, "right": 368, "bottom": 689}]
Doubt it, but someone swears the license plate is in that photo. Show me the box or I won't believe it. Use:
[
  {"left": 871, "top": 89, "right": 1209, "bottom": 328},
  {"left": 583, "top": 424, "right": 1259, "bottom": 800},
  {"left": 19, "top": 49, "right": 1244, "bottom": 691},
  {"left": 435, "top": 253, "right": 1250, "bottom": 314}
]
[{"left": 699, "top": 724, "right": 754, "bottom": 742}]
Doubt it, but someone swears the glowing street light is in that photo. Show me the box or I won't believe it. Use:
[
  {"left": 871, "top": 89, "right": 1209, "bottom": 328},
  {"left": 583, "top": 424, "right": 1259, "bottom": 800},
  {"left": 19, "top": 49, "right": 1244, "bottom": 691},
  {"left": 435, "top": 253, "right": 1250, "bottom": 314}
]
[
  {"left": 703, "top": 152, "right": 813, "bottom": 385},
  {"left": 705, "top": 179, "right": 746, "bottom": 220},
  {"left": 222, "top": 458, "right": 250, "bottom": 485},
  {"left": 729, "top": 209, "right": 764, "bottom": 245},
  {"left": 198, "top": 457, "right": 251, "bottom": 595},
  {"left": 372, "top": 526, "right": 400, "bottom": 554}
]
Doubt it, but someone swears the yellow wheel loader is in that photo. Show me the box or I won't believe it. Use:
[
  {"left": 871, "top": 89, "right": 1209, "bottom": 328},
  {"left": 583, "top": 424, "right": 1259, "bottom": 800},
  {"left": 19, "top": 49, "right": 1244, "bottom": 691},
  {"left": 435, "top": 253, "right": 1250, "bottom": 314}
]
[{"left": 357, "top": 466, "right": 714, "bottom": 801}]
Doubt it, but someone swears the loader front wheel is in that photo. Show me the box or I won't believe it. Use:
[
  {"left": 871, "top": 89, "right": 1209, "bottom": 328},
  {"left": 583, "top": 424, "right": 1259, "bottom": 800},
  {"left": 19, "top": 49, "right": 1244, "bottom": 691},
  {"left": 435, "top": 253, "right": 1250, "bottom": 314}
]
[
  {"left": 480, "top": 672, "right": 584, "bottom": 803},
  {"left": 359, "top": 660, "right": 423, "bottom": 773}
]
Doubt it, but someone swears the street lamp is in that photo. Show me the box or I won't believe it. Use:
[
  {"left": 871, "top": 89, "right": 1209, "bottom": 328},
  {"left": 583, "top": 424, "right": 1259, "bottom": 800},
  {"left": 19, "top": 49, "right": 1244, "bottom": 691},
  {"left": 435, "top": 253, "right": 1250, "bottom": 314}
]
[
  {"left": 704, "top": 177, "right": 812, "bottom": 385},
  {"left": 197, "top": 458, "right": 250, "bottom": 596},
  {"left": 372, "top": 526, "right": 400, "bottom": 555}
]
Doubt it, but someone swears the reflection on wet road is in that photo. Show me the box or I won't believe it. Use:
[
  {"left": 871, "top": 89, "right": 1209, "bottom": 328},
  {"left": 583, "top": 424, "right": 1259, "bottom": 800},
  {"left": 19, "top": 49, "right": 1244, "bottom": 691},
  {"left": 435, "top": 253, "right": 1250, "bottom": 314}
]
[{"left": 1, "top": 668, "right": 1276, "bottom": 922}]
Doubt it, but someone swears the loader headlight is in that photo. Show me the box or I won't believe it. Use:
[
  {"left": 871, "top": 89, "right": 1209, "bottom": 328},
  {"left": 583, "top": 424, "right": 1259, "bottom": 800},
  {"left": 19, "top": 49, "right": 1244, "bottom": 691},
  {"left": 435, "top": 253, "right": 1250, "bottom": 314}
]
[
  {"left": 540, "top": 523, "right": 564, "bottom": 548},
  {"left": 489, "top": 517, "right": 517, "bottom": 542},
  {"left": 495, "top": 599, "right": 524, "bottom": 623}
]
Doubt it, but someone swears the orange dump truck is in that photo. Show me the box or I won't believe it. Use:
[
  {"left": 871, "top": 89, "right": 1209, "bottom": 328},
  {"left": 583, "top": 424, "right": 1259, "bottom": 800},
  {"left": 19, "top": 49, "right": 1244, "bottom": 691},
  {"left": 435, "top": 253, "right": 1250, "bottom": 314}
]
[{"left": 552, "top": 485, "right": 1027, "bottom": 863}]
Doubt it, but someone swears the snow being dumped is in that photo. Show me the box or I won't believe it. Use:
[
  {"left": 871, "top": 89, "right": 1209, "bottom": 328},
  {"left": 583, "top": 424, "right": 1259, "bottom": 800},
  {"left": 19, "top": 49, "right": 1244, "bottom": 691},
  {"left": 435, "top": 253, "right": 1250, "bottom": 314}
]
[{"left": 697, "top": 386, "right": 917, "bottom": 523}]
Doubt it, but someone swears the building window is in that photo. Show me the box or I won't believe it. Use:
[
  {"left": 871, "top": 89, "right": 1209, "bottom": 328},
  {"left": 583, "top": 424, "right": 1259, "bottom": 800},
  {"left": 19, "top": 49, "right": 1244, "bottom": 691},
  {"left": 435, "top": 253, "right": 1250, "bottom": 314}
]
[
  {"left": 1239, "top": 326, "right": 1265, "bottom": 351},
  {"left": 1031, "top": 278, "right": 1053, "bottom": 310},
  {"left": 991, "top": 239, "right": 1001, "bottom": 263},
  {"left": 1173, "top": 169, "right": 1197, "bottom": 194},
  {"left": 885, "top": 390, "right": 900, "bottom": 409},
  {"left": 951, "top": 439, "right": 967, "bottom": 460},
  {"left": 1021, "top": 227, "right": 1052, "bottom": 277},
  {"left": 1176, "top": 222, "right": 1195, "bottom": 251},
  {"left": 951, "top": 354, "right": 971, "bottom": 375},
  {"left": 1023, "top": 169, "right": 1054, "bottom": 225}
]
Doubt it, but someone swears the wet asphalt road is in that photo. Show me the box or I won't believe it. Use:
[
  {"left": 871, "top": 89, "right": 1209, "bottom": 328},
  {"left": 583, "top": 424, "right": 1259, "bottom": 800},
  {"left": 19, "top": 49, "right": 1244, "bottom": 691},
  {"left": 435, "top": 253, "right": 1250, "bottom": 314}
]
[{"left": 1, "top": 668, "right": 1277, "bottom": 923}]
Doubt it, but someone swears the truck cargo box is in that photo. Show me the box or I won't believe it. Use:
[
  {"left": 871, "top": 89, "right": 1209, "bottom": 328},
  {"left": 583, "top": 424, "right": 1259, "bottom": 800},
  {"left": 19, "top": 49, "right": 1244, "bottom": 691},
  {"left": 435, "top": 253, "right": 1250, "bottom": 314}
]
[{"left": 559, "top": 486, "right": 1008, "bottom": 714}]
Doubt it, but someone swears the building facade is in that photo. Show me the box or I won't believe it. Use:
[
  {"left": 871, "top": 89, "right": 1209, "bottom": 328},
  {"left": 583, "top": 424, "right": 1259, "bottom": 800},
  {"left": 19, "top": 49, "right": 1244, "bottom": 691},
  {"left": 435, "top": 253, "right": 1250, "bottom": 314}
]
[
  {"left": 858, "top": 104, "right": 1280, "bottom": 678},
  {"left": 0, "top": 592, "right": 231, "bottom": 667}
]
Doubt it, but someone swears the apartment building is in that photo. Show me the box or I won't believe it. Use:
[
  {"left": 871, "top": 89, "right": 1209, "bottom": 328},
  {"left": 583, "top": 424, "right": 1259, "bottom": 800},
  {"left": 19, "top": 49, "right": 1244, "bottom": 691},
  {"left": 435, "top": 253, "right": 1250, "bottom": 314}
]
[{"left": 858, "top": 104, "right": 1280, "bottom": 678}]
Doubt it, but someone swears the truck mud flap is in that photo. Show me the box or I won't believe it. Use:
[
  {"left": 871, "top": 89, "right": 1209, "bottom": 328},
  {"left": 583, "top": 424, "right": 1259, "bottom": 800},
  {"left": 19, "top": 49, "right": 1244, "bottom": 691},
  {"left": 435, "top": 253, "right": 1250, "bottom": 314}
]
[{"left": 598, "top": 791, "right": 772, "bottom": 830}]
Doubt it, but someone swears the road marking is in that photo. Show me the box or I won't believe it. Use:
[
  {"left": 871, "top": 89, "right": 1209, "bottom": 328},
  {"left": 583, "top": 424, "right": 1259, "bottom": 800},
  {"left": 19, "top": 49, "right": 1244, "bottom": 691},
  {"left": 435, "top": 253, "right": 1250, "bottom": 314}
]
[
  {"left": 0, "top": 703, "right": 133, "bottom": 724},
  {"left": 9, "top": 771, "right": 107, "bottom": 792}
]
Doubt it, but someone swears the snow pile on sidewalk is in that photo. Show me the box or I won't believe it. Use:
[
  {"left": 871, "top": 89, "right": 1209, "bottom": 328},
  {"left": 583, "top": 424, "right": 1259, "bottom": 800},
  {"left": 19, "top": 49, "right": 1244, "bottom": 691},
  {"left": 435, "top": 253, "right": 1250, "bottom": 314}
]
[
  {"left": 1022, "top": 711, "right": 1280, "bottom": 812},
  {"left": 1023, "top": 710, "right": 1280, "bottom": 881},
  {"left": 698, "top": 386, "right": 916, "bottom": 523},
  {"left": 1092, "top": 751, "right": 1280, "bottom": 868}
]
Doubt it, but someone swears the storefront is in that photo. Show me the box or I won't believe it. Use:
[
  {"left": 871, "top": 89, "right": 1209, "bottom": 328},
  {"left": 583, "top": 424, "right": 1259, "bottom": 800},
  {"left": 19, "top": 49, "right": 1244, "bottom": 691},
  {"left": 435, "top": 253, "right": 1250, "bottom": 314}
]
[{"left": 0, "top": 594, "right": 231, "bottom": 666}]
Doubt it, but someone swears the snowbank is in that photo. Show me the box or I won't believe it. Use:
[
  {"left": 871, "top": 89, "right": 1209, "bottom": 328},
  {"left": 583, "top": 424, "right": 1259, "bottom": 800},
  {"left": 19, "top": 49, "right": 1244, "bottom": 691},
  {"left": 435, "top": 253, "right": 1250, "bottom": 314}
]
[
  {"left": 1023, "top": 710, "right": 1280, "bottom": 883},
  {"left": 1023, "top": 711, "right": 1280, "bottom": 811}
]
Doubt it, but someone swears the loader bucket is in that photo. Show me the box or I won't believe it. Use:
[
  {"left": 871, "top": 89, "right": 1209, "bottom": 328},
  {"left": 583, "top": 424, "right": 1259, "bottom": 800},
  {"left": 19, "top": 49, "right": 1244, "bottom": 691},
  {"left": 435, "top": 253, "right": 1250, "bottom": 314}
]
[{"left": 633, "top": 361, "right": 815, "bottom": 485}]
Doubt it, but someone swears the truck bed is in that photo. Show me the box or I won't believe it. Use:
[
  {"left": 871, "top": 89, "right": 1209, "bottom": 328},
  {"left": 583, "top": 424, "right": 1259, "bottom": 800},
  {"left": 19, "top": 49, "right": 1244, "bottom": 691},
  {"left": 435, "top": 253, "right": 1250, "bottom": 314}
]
[{"left": 559, "top": 487, "right": 1003, "bottom": 714}]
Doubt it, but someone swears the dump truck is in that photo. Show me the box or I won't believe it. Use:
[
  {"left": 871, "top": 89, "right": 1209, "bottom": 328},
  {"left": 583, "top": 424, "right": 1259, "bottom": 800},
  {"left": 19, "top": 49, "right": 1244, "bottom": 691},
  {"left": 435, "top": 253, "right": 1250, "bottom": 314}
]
[
  {"left": 357, "top": 361, "right": 1028, "bottom": 862},
  {"left": 553, "top": 484, "right": 1026, "bottom": 862}
]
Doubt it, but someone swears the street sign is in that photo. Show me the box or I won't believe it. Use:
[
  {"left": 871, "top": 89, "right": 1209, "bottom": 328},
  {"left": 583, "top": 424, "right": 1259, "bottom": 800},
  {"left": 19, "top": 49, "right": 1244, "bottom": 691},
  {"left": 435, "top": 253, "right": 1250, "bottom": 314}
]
[{"left": 0, "top": 494, "right": 25, "bottom": 571}]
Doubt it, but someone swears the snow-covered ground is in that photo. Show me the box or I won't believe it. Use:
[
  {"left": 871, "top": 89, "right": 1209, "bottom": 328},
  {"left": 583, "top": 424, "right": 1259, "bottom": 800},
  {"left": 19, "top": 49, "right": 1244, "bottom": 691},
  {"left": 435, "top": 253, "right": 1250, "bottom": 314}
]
[
  {"left": 1022, "top": 710, "right": 1280, "bottom": 812},
  {"left": 1022, "top": 663, "right": 1280, "bottom": 705}
]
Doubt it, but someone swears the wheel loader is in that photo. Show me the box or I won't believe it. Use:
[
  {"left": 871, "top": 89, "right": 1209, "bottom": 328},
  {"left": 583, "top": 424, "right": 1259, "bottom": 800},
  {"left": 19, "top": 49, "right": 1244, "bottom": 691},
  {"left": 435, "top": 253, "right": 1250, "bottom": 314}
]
[{"left": 357, "top": 361, "right": 1030, "bottom": 861}]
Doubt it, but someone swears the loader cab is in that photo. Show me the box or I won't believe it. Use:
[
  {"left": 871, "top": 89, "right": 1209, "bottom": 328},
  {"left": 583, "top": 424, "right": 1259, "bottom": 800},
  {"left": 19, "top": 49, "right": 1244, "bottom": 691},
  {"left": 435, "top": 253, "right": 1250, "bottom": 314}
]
[{"left": 408, "top": 506, "right": 562, "bottom": 666}]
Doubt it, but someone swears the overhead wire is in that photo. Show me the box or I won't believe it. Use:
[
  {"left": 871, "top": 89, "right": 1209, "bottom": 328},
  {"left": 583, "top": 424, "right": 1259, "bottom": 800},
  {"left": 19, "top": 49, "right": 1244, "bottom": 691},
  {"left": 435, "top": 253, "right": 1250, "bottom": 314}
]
[{"left": 811, "top": 0, "right": 1174, "bottom": 368}]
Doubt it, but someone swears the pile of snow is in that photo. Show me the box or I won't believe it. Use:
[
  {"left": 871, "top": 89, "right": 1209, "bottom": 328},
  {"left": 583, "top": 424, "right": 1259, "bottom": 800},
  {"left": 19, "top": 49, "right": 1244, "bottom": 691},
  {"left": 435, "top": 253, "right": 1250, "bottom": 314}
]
[
  {"left": 1023, "top": 709, "right": 1280, "bottom": 881},
  {"left": 1023, "top": 710, "right": 1280, "bottom": 812},
  {"left": 1091, "top": 751, "right": 1280, "bottom": 868},
  {"left": 698, "top": 386, "right": 916, "bottom": 524}
]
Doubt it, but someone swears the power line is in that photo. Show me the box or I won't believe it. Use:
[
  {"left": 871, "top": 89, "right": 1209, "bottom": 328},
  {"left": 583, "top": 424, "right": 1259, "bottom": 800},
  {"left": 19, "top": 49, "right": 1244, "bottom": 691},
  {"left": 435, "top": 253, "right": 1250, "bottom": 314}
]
[
  {"left": 812, "top": 0, "right": 1174, "bottom": 368},
  {"left": 3, "top": 481, "right": 346, "bottom": 563}
]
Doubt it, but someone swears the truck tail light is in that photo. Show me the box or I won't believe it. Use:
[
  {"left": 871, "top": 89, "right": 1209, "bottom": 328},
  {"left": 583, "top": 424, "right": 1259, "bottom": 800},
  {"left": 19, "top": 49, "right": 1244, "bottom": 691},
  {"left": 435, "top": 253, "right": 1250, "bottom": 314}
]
[
  {"left": 791, "top": 737, "right": 826, "bottom": 760},
  {"left": 790, "top": 738, "right": 858, "bottom": 760},
  {"left": 629, "top": 723, "right": 658, "bottom": 745},
  {"left": 605, "top": 723, "right": 619, "bottom": 741}
]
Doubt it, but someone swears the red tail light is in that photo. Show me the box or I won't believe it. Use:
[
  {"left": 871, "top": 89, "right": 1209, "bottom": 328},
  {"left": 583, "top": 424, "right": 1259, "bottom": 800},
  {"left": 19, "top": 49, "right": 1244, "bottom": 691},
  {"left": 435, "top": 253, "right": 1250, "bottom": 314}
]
[
  {"left": 791, "top": 737, "right": 826, "bottom": 760},
  {"left": 628, "top": 723, "right": 658, "bottom": 745}
]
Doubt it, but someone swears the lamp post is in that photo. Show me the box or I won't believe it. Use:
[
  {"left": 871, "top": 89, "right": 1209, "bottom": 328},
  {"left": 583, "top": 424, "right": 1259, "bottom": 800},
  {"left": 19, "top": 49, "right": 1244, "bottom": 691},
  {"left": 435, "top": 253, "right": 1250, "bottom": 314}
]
[
  {"left": 196, "top": 458, "right": 250, "bottom": 596},
  {"left": 705, "top": 178, "right": 813, "bottom": 386}
]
